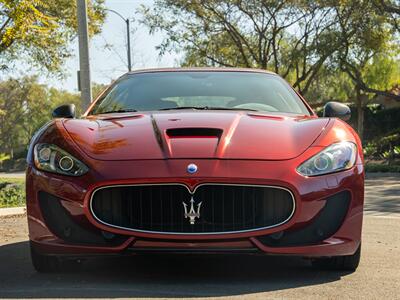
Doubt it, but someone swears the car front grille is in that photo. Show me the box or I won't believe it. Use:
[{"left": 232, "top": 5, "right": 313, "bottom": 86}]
[{"left": 90, "top": 184, "right": 295, "bottom": 234}]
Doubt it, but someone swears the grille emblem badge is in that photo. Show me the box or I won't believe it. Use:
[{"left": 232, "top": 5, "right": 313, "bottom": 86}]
[
  {"left": 187, "top": 163, "right": 198, "bottom": 174},
  {"left": 183, "top": 196, "right": 202, "bottom": 225}
]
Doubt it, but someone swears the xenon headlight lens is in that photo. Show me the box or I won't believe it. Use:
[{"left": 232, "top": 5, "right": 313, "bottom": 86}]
[
  {"left": 34, "top": 143, "right": 88, "bottom": 176},
  {"left": 297, "top": 141, "right": 357, "bottom": 176}
]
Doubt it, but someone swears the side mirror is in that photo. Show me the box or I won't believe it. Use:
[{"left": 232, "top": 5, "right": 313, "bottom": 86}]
[
  {"left": 52, "top": 104, "right": 75, "bottom": 119},
  {"left": 323, "top": 101, "right": 351, "bottom": 121}
]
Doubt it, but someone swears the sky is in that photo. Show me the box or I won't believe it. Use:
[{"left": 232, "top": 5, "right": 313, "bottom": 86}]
[{"left": 50, "top": 0, "right": 180, "bottom": 92}]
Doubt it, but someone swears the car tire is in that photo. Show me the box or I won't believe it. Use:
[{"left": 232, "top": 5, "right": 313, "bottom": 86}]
[
  {"left": 30, "top": 243, "right": 60, "bottom": 273},
  {"left": 312, "top": 244, "right": 361, "bottom": 271}
]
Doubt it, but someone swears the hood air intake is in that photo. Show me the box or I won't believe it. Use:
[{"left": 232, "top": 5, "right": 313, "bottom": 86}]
[{"left": 166, "top": 128, "right": 223, "bottom": 139}]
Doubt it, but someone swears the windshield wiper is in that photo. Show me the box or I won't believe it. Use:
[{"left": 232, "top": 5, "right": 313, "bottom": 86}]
[
  {"left": 205, "top": 107, "right": 259, "bottom": 111},
  {"left": 159, "top": 106, "right": 207, "bottom": 111},
  {"left": 159, "top": 106, "right": 258, "bottom": 111},
  {"left": 97, "top": 106, "right": 260, "bottom": 114},
  {"left": 97, "top": 108, "right": 138, "bottom": 114}
]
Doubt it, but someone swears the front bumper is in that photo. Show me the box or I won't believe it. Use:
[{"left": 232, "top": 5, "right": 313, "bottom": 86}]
[{"left": 27, "top": 155, "right": 364, "bottom": 258}]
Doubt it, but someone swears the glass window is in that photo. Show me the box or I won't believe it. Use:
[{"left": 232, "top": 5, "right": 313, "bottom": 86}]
[{"left": 90, "top": 71, "right": 310, "bottom": 115}]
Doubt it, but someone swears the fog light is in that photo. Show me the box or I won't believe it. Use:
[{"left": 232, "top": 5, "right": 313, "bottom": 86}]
[
  {"left": 101, "top": 231, "right": 115, "bottom": 240},
  {"left": 63, "top": 226, "right": 72, "bottom": 237},
  {"left": 270, "top": 231, "right": 284, "bottom": 240}
]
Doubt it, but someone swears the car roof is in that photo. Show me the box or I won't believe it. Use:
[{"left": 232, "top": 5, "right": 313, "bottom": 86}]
[{"left": 126, "top": 67, "right": 277, "bottom": 76}]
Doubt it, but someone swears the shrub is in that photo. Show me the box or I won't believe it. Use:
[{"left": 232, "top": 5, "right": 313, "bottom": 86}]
[
  {"left": 348, "top": 106, "right": 400, "bottom": 141},
  {"left": 0, "top": 153, "right": 10, "bottom": 162},
  {"left": 0, "top": 153, "right": 11, "bottom": 171},
  {"left": 363, "top": 129, "right": 400, "bottom": 161},
  {"left": 0, "top": 179, "right": 25, "bottom": 208},
  {"left": 365, "top": 163, "right": 400, "bottom": 173},
  {"left": 0, "top": 157, "right": 27, "bottom": 172},
  {"left": 1, "top": 159, "right": 14, "bottom": 172},
  {"left": 13, "top": 158, "right": 27, "bottom": 171}
]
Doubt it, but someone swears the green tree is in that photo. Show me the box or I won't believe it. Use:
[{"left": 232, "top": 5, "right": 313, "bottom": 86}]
[
  {"left": 140, "top": 0, "right": 344, "bottom": 96},
  {"left": 374, "top": 0, "right": 400, "bottom": 31},
  {"left": 0, "top": 76, "right": 48, "bottom": 157},
  {"left": 140, "top": 0, "right": 400, "bottom": 141},
  {"left": 332, "top": 0, "right": 400, "bottom": 139},
  {"left": 0, "top": 0, "right": 106, "bottom": 74},
  {"left": 92, "top": 82, "right": 107, "bottom": 99},
  {"left": 0, "top": 76, "right": 84, "bottom": 157},
  {"left": 48, "top": 86, "right": 82, "bottom": 114}
]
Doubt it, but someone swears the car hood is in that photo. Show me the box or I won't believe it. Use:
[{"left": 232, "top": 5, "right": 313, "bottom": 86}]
[{"left": 62, "top": 111, "right": 329, "bottom": 161}]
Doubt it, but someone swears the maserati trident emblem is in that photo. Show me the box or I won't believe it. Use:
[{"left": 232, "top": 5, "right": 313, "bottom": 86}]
[{"left": 183, "top": 196, "right": 202, "bottom": 225}]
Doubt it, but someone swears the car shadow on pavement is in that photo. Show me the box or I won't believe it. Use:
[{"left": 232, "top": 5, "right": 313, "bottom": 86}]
[{"left": 0, "top": 241, "right": 352, "bottom": 298}]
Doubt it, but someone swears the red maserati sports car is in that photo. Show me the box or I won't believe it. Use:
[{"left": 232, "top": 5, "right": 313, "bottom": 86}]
[{"left": 27, "top": 68, "right": 364, "bottom": 272}]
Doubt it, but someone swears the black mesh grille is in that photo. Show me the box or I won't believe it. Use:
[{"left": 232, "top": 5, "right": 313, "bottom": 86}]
[
  {"left": 38, "top": 191, "right": 127, "bottom": 245},
  {"left": 91, "top": 184, "right": 294, "bottom": 234},
  {"left": 258, "top": 191, "right": 351, "bottom": 247}
]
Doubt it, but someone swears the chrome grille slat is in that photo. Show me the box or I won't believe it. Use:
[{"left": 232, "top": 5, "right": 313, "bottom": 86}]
[{"left": 90, "top": 183, "right": 295, "bottom": 235}]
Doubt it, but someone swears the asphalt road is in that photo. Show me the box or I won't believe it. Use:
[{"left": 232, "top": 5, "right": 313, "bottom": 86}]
[{"left": 0, "top": 174, "right": 399, "bottom": 299}]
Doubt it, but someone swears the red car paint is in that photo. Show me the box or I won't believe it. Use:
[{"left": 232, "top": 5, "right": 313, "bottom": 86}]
[{"left": 27, "top": 68, "right": 363, "bottom": 258}]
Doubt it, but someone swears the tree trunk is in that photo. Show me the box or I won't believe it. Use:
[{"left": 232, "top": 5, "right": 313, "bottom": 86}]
[{"left": 356, "top": 88, "right": 364, "bottom": 142}]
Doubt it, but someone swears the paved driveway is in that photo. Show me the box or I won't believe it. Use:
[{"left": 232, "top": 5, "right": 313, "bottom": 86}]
[
  {"left": 0, "top": 174, "right": 399, "bottom": 299},
  {"left": 364, "top": 173, "right": 400, "bottom": 216}
]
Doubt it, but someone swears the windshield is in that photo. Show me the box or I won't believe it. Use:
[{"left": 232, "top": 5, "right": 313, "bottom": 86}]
[{"left": 89, "top": 71, "right": 310, "bottom": 115}]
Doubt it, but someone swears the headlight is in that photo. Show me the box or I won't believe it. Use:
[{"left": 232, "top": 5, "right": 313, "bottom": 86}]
[
  {"left": 34, "top": 143, "right": 88, "bottom": 176},
  {"left": 297, "top": 141, "right": 357, "bottom": 176}
]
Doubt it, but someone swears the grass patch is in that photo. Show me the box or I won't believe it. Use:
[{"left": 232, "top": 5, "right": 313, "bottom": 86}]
[{"left": 0, "top": 178, "right": 26, "bottom": 208}]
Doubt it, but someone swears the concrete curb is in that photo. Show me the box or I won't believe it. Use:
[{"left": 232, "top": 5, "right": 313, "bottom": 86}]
[
  {"left": 0, "top": 172, "right": 25, "bottom": 179},
  {"left": 0, "top": 207, "right": 26, "bottom": 217}
]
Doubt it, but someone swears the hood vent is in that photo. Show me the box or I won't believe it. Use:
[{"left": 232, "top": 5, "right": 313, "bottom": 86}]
[{"left": 166, "top": 128, "right": 223, "bottom": 139}]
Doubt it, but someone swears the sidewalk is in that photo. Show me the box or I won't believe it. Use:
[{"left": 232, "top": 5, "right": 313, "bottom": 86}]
[
  {"left": 0, "top": 172, "right": 25, "bottom": 179},
  {"left": 0, "top": 207, "right": 26, "bottom": 217}
]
